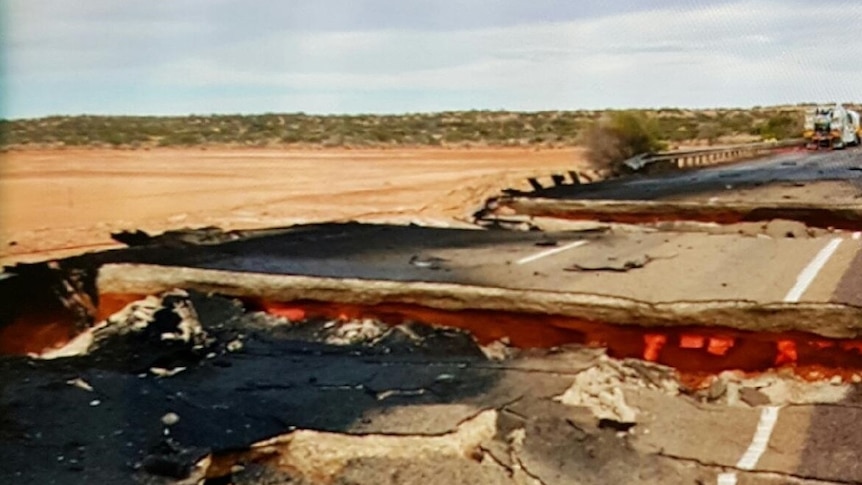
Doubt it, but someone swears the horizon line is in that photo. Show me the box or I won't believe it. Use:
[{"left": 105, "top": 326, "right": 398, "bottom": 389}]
[{"left": 4, "top": 101, "right": 861, "bottom": 122}]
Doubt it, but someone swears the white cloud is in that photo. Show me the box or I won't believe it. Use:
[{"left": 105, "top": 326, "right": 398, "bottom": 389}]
[{"left": 4, "top": 0, "right": 862, "bottom": 116}]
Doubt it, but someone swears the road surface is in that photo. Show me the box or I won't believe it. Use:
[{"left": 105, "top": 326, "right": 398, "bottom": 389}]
[
  {"left": 97, "top": 221, "right": 862, "bottom": 307},
  {"left": 524, "top": 147, "right": 862, "bottom": 203}
]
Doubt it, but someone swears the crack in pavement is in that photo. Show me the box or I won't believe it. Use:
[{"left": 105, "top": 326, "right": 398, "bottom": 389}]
[
  {"left": 656, "top": 451, "right": 854, "bottom": 485},
  {"left": 508, "top": 428, "right": 549, "bottom": 485}
]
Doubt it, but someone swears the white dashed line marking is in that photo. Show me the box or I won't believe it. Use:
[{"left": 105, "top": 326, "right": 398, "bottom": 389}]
[
  {"left": 515, "top": 240, "right": 588, "bottom": 265},
  {"left": 783, "top": 238, "right": 843, "bottom": 302},
  {"left": 717, "top": 406, "right": 781, "bottom": 485}
]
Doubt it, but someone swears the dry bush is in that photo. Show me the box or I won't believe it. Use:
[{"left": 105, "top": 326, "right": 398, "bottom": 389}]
[{"left": 580, "top": 111, "right": 666, "bottom": 173}]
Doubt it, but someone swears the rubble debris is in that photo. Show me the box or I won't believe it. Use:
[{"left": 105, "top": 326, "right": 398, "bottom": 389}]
[
  {"left": 324, "top": 319, "right": 387, "bottom": 346},
  {"left": 736, "top": 374, "right": 850, "bottom": 407},
  {"left": 701, "top": 377, "right": 727, "bottom": 402},
  {"left": 111, "top": 226, "right": 241, "bottom": 248},
  {"left": 66, "top": 377, "right": 94, "bottom": 392},
  {"left": 150, "top": 366, "right": 187, "bottom": 377},
  {"left": 696, "top": 370, "right": 852, "bottom": 407},
  {"left": 35, "top": 291, "right": 218, "bottom": 375},
  {"left": 409, "top": 254, "right": 450, "bottom": 270},
  {"left": 739, "top": 387, "right": 771, "bottom": 407},
  {"left": 474, "top": 214, "right": 611, "bottom": 233},
  {"left": 554, "top": 357, "right": 678, "bottom": 426},
  {"left": 566, "top": 255, "right": 655, "bottom": 272},
  {"left": 161, "top": 412, "right": 181, "bottom": 426},
  {"left": 627, "top": 219, "right": 830, "bottom": 238},
  {"left": 480, "top": 339, "right": 516, "bottom": 361}
]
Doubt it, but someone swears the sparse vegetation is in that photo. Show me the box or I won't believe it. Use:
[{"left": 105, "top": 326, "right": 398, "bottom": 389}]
[
  {"left": 580, "top": 111, "right": 667, "bottom": 173},
  {"left": 0, "top": 104, "right": 854, "bottom": 150},
  {"left": 758, "top": 113, "right": 802, "bottom": 141}
]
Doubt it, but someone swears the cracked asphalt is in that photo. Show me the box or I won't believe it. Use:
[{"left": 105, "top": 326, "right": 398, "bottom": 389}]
[
  {"left": 3, "top": 291, "right": 861, "bottom": 484},
  {"left": 92, "top": 220, "right": 862, "bottom": 306}
]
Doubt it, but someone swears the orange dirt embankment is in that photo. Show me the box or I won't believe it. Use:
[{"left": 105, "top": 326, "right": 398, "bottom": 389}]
[{"left": 0, "top": 147, "right": 586, "bottom": 264}]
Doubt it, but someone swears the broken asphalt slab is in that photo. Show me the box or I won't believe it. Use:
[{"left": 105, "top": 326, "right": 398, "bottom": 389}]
[{"left": 97, "top": 263, "right": 862, "bottom": 339}]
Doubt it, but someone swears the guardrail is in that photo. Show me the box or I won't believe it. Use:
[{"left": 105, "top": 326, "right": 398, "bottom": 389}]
[
  {"left": 623, "top": 138, "right": 805, "bottom": 172},
  {"left": 496, "top": 138, "right": 805, "bottom": 199}
]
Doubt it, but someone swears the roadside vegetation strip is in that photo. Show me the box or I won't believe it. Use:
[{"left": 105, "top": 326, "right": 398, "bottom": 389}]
[
  {"left": 96, "top": 263, "right": 862, "bottom": 339},
  {"left": 0, "top": 107, "right": 815, "bottom": 149}
]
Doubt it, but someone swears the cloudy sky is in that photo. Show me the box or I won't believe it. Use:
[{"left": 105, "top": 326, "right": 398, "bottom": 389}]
[{"left": 3, "top": 0, "right": 861, "bottom": 118}]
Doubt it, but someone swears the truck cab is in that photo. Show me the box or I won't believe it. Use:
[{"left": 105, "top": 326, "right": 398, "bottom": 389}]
[
  {"left": 848, "top": 109, "right": 861, "bottom": 146},
  {"left": 804, "top": 104, "right": 859, "bottom": 149}
]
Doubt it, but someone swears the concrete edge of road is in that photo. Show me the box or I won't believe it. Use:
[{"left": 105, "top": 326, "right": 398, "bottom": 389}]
[
  {"left": 503, "top": 197, "right": 862, "bottom": 213},
  {"left": 98, "top": 263, "right": 862, "bottom": 339},
  {"left": 486, "top": 197, "right": 862, "bottom": 232}
]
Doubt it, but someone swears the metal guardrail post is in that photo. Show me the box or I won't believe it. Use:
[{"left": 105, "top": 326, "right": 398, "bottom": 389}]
[{"left": 622, "top": 138, "right": 804, "bottom": 172}]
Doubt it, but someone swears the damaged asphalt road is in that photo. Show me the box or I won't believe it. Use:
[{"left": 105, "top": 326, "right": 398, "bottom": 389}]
[
  {"left": 4, "top": 291, "right": 862, "bottom": 484},
  {"left": 0, "top": 290, "right": 503, "bottom": 484},
  {"left": 3, "top": 149, "right": 862, "bottom": 484},
  {"left": 512, "top": 148, "right": 862, "bottom": 202}
]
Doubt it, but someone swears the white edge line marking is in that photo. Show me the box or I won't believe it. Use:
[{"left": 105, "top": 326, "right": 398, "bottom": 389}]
[
  {"left": 716, "top": 406, "right": 781, "bottom": 485},
  {"left": 853, "top": 232, "right": 861, "bottom": 241},
  {"left": 783, "top": 238, "right": 843, "bottom": 302},
  {"left": 716, "top": 473, "right": 737, "bottom": 485},
  {"left": 735, "top": 406, "right": 780, "bottom": 470},
  {"left": 516, "top": 240, "right": 588, "bottom": 265}
]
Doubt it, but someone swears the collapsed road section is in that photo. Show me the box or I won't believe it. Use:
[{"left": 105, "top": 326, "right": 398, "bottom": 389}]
[
  {"left": 1, "top": 219, "right": 862, "bottom": 483},
  {"left": 3, "top": 147, "right": 862, "bottom": 484},
  {"left": 9, "top": 288, "right": 862, "bottom": 485},
  {"left": 478, "top": 146, "right": 862, "bottom": 231}
]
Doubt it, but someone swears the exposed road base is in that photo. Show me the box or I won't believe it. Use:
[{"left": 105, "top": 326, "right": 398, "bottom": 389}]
[
  {"left": 97, "top": 263, "right": 862, "bottom": 340},
  {"left": 488, "top": 197, "right": 862, "bottom": 231},
  {"left": 4, "top": 290, "right": 862, "bottom": 484}
]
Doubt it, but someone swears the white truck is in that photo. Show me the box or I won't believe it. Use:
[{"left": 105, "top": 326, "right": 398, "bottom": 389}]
[{"left": 804, "top": 104, "right": 861, "bottom": 149}]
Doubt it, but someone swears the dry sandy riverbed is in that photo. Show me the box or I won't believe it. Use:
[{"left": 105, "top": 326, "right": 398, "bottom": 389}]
[{"left": 0, "top": 147, "right": 586, "bottom": 264}]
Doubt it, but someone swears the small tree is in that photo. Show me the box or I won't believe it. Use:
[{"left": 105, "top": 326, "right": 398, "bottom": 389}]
[{"left": 580, "top": 111, "right": 666, "bottom": 174}]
